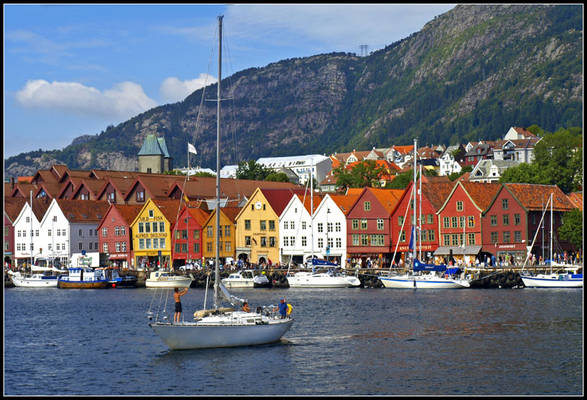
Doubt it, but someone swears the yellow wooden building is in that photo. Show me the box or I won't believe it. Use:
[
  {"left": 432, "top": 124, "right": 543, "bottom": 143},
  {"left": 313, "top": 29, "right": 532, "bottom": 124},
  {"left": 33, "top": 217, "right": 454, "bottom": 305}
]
[
  {"left": 235, "top": 187, "right": 303, "bottom": 266},
  {"left": 201, "top": 206, "right": 241, "bottom": 266},
  {"left": 130, "top": 199, "right": 180, "bottom": 270}
]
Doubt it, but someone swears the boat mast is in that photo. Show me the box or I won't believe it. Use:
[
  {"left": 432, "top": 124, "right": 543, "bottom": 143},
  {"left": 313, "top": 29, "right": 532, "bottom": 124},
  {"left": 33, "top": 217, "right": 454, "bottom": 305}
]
[
  {"left": 30, "top": 190, "right": 33, "bottom": 268},
  {"left": 214, "top": 15, "right": 223, "bottom": 309},
  {"left": 310, "top": 157, "right": 314, "bottom": 266},
  {"left": 550, "top": 192, "right": 553, "bottom": 274},
  {"left": 412, "top": 139, "right": 417, "bottom": 264},
  {"left": 419, "top": 163, "right": 422, "bottom": 261}
]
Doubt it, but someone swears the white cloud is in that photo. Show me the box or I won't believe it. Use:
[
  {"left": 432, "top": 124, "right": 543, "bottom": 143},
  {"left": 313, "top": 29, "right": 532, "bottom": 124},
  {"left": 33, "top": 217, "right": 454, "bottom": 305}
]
[
  {"left": 15, "top": 79, "right": 157, "bottom": 120},
  {"left": 159, "top": 74, "right": 217, "bottom": 103}
]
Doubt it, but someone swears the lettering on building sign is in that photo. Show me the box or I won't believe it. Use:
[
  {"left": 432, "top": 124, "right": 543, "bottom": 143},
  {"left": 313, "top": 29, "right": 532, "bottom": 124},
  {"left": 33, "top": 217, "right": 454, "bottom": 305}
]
[
  {"left": 498, "top": 244, "right": 517, "bottom": 249},
  {"left": 135, "top": 233, "right": 167, "bottom": 239},
  {"left": 139, "top": 216, "right": 164, "bottom": 222}
]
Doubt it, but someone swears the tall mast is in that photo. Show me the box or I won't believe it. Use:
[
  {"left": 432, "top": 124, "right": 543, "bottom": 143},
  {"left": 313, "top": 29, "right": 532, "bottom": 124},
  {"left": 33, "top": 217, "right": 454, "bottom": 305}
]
[
  {"left": 30, "top": 190, "right": 33, "bottom": 268},
  {"left": 412, "top": 139, "right": 417, "bottom": 263},
  {"left": 550, "top": 192, "right": 553, "bottom": 274},
  {"left": 419, "top": 164, "right": 422, "bottom": 261},
  {"left": 214, "top": 15, "right": 223, "bottom": 309},
  {"left": 310, "top": 157, "right": 314, "bottom": 264}
]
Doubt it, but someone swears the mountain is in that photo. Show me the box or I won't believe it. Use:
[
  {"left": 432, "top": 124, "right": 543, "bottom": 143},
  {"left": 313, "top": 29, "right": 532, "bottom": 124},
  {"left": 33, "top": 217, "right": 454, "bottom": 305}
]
[{"left": 4, "top": 4, "right": 582, "bottom": 178}]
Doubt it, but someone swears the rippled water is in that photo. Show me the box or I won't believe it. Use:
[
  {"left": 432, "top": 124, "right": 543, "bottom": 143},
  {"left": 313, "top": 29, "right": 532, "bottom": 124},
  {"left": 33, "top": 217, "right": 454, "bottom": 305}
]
[{"left": 4, "top": 286, "right": 583, "bottom": 395}]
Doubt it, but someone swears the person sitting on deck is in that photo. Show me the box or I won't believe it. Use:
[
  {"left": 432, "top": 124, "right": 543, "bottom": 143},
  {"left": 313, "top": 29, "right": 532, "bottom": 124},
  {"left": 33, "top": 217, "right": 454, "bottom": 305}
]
[{"left": 242, "top": 301, "right": 251, "bottom": 313}]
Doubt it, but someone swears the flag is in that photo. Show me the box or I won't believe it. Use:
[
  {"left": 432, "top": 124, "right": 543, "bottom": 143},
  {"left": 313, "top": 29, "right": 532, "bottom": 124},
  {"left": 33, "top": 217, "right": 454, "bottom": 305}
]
[
  {"left": 188, "top": 143, "right": 197, "bottom": 155},
  {"left": 408, "top": 226, "right": 415, "bottom": 251}
]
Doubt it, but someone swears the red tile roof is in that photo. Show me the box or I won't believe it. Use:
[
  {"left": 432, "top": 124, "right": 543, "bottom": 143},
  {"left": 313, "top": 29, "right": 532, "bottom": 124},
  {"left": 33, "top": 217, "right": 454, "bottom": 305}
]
[
  {"left": 368, "top": 188, "right": 405, "bottom": 214},
  {"left": 330, "top": 193, "right": 360, "bottom": 215},
  {"left": 260, "top": 188, "right": 307, "bottom": 216},
  {"left": 420, "top": 181, "right": 456, "bottom": 210},
  {"left": 150, "top": 199, "right": 182, "bottom": 224},
  {"left": 567, "top": 192, "right": 583, "bottom": 211},
  {"left": 169, "top": 177, "right": 299, "bottom": 201},
  {"left": 112, "top": 204, "right": 144, "bottom": 225},
  {"left": 296, "top": 193, "right": 324, "bottom": 214},
  {"left": 185, "top": 206, "right": 212, "bottom": 226},
  {"left": 4, "top": 197, "right": 27, "bottom": 222},
  {"left": 505, "top": 183, "right": 575, "bottom": 212},
  {"left": 56, "top": 199, "right": 109, "bottom": 222},
  {"left": 460, "top": 182, "right": 502, "bottom": 211}
]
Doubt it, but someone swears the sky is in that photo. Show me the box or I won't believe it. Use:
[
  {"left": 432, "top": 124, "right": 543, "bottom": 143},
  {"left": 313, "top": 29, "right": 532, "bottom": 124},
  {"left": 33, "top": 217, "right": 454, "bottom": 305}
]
[{"left": 3, "top": 3, "right": 455, "bottom": 160}]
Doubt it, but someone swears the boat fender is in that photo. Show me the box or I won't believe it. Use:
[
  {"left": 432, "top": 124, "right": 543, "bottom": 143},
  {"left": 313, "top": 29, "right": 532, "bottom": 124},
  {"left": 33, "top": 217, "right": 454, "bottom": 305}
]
[{"left": 286, "top": 303, "right": 293, "bottom": 316}]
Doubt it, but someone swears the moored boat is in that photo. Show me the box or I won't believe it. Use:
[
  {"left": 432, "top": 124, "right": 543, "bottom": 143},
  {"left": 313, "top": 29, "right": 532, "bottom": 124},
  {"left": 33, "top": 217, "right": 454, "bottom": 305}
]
[
  {"left": 97, "top": 267, "right": 138, "bottom": 288},
  {"left": 221, "top": 269, "right": 271, "bottom": 288},
  {"left": 8, "top": 271, "right": 59, "bottom": 288},
  {"left": 145, "top": 271, "right": 192, "bottom": 288},
  {"left": 57, "top": 267, "right": 110, "bottom": 289}
]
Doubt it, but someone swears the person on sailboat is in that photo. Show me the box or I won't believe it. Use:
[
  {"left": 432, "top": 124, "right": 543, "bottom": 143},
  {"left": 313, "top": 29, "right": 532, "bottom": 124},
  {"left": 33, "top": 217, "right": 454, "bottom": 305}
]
[
  {"left": 173, "top": 287, "right": 188, "bottom": 323},
  {"left": 277, "top": 298, "right": 288, "bottom": 319},
  {"left": 242, "top": 301, "right": 251, "bottom": 313}
]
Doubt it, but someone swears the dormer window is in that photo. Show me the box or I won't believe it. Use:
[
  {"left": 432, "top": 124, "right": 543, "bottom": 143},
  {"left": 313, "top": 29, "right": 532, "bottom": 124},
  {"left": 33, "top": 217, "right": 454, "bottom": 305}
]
[
  {"left": 137, "top": 190, "right": 145, "bottom": 202},
  {"left": 108, "top": 192, "right": 115, "bottom": 202}
]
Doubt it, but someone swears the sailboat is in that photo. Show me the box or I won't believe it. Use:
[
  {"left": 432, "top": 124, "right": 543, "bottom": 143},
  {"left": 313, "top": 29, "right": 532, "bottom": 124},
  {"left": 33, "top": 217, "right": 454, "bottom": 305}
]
[
  {"left": 149, "top": 16, "right": 293, "bottom": 350},
  {"left": 378, "top": 139, "right": 470, "bottom": 289},
  {"left": 286, "top": 159, "right": 360, "bottom": 288},
  {"left": 520, "top": 192, "right": 583, "bottom": 288}
]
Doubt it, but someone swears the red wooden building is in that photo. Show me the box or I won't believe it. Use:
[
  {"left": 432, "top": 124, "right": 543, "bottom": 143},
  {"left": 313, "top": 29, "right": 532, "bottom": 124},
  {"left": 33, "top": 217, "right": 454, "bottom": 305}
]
[
  {"left": 97, "top": 204, "right": 143, "bottom": 269},
  {"left": 346, "top": 187, "right": 404, "bottom": 268},
  {"left": 390, "top": 180, "right": 455, "bottom": 264},
  {"left": 436, "top": 181, "right": 501, "bottom": 265},
  {"left": 481, "top": 183, "right": 576, "bottom": 265},
  {"left": 171, "top": 204, "right": 210, "bottom": 268}
]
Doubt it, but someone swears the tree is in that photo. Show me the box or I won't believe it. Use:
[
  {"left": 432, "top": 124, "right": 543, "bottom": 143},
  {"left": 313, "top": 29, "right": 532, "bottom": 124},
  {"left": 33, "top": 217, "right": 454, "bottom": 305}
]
[
  {"left": 265, "top": 172, "right": 290, "bottom": 182},
  {"left": 387, "top": 170, "right": 413, "bottom": 189},
  {"left": 236, "top": 160, "right": 272, "bottom": 181},
  {"left": 333, "top": 160, "right": 388, "bottom": 189},
  {"left": 558, "top": 209, "right": 582, "bottom": 250},
  {"left": 448, "top": 165, "right": 472, "bottom": 181}
]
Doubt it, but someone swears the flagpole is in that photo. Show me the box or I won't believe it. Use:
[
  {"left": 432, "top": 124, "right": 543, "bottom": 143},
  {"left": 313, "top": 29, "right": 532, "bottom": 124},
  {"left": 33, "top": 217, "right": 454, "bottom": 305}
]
[{"left": 187, "top": 143, "right": 190, "bottom": 181}]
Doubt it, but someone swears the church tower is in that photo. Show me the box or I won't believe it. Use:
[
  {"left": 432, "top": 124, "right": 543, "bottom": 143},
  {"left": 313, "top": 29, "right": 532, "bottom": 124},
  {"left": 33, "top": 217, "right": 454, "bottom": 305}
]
[{"left": 138, "top": 134, "right": 173, "bottom": 173}]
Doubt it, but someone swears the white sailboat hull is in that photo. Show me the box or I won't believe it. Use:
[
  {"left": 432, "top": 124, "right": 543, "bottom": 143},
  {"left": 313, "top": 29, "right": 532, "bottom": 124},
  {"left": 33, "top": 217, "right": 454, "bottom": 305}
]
[
  {"left": 150, "top": 316, "right": 293, "bottom": 350},
  {"left": 10, "top": 273, "right": 58, "bottom": 288},
  {"left": 145, "top": 271, "right": 192, "bottom": 288},
  {"left": 379, "top": 274, "right": 470, "bottom": 289},
  {"left": 521, "top": 274, "right": 583, "bottom": 288},
  {"left": 287, "top": 272, "right": 361, "bottom": 288}
]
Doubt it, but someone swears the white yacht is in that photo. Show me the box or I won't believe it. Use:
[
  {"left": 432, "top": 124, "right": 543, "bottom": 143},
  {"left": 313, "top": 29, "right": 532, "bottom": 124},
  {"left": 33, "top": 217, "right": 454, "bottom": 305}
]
[
  {"left": 221, "top": 270, "right": 271, "bottom": 288},
  {"left": 8, "top": 271, "right": 59, "bottom": 288},
  {"left": 145, "top": 271, "right": 192, "bottom": 289}
]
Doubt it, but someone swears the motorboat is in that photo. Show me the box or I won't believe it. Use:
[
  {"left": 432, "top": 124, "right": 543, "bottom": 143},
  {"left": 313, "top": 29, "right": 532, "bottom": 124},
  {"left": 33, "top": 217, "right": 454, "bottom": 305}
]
[
  {"left": 379, "top": 270, "right": 471, "bottom": 289},
  {"left": 287, "top": 259, "right": 361, "bottom": 288},
  {"left": 57, "top": 267, "right": 110, "bottom": 289},
  {"left": 8, "top": 271, "right": 59, "bottom": 288},
  {"left": 149, "top": 16, "right": 293, "bottom": 350},
  {"left": 97, "top": 267, "right": 138, "bottom": 288},
  {"left": 145, "top": 271, "right": 192, "bottom": 288},
  {"left": 221, "top": 270, "right": 271, "bottom": 288}
]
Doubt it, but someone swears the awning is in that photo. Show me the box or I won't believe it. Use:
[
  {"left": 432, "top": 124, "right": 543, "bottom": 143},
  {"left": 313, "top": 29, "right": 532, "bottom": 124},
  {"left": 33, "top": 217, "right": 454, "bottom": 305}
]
[{"left": 434, "top": 245, "right": 482, "bottom": 256}]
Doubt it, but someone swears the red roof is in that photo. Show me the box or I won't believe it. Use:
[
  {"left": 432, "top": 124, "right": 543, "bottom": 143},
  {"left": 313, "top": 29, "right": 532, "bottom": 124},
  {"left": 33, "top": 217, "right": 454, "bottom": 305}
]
[
  {"left": 4, "top": 197, "right": 27, "bottom": 222},
  {"left": 260, "top": 188, "right": 307, "bottom": 216},
  {"left": 330, "top": 193, "right": 360, "bottom": 215},
  {"left": 504, "top": 183, "right": 575, "bottom": 212},
  {"left": 460, "top": 182, "right": 502, "bottom": 211},
  {"left": 56, "top": 199, "right": 110, "bottom": 222},
  {"left": 567, "top": 192, "right": 583, "bottom": 211}
]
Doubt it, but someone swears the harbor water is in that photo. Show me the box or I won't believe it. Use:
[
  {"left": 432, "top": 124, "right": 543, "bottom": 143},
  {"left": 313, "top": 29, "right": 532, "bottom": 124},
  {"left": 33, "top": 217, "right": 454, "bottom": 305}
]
[{"left": 4, "top": 287, "right": 583, "bottom": 396}]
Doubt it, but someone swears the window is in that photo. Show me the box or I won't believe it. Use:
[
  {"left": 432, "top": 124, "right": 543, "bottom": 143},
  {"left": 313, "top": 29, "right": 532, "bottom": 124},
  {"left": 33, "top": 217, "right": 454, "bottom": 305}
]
[
  {"left": 269, "top": 220, "right": 275, "bottom": 231},
  {"left": 207, "top": 226, "right": 213, "bottom": 237},
  {"left": 514, "top": 231, "right": 522, "bottom": 243},
  {"left": 514, "top": 214, "right": 521, "bottom": 225},
  {"left": 352, "top": 219, "right": 359, "bottom": 230},
  {"left": 224, "top": 226, "right": 230, "bottom": 237},
  {"left": 53, "top": 216, "right": 57, "bottom": 222},
  {"left": 79, "top": 229, "right": 83, "bottom": 236},
  {"left": 468, "top": 216, "right": 475, "bottom": 228},
  {"left": 352, "top": 234, "right": 359, "bottom": 246},
  {"left": 370, "top": 234, "right": 384, "bottom": 246},
  {"left": 89, "top": 229, "right": 92, "bottom": 237},
  {"left": 451, "top": 217, "right": 458, "bottom": 228},
  {"left": 468, "top": 233, "right": 475, "bottom": 245},
  {"left": 260, "top": 237, "right": 267, "bottom": 247},
  {"left": 108, "top": 192, "right": 115, "bottom": 202},
  {"left": 115, "top": 242, "right": 120, "bottom": 252},
  {"left": 502, "top": 199, "right": 509, "bottom": 210},
  {"left": 79, "top": 243, "right": 83, "bottom": 250},
  {"left": 361, "top": 234, "right": 369, "bottom": 246},
  {"left": 153, "top": 239, "right": 158, "bottom": 249},
  {"left": 181, "top": 230, "right": 188, "bottom": 239},
  {"left": 145, "top": 223, "right": 151, "bottom": 233},
  {"left": 420, "top": 230, "right": 427, "bottom": 242},
  {"left": 317, "top": 223, "right": 323, "bottom": 233},
  {"left": 503, "top": 214, "right": 509, "bottom": 226},
  {"left": 427, "top": 214, "right": 433, "bottom": 224},
  {"left": 317, "top": 238, "right": 323, "bottom": 248},
  {"left": 490, "top": 215, "right": 497, "bottom": 226},
  {"left": 289, "top": 237, "right": 295, "bottom": 247},
  {"left": 400, "top": 231, "right": 406, "bottom": 242},
  {"left": 138, "top": 223, "right": 144, "bottom": 233},
  {"left": 207, "top": 242, "right": 213, "bottom": 252},
  {"left": 284, "top": 237, "right": 289, "bottom": 247},
  {"left": 114, "top": 226, "right": 119, "bottom": 236},
  {"left": 148, "top": 210, "right": 154, "bottom": 218},
  {"left": 269, "top": 237, "right": 276, "bottom": 247},
  {"left": 120, "top": 227, "right": 125, "bottom": 236},
  {"left": 245, "top": 236, "right": 251, "bottom": 246},
  {"left": 152, "top": 222, "right": 158, "bottom": 233},
  {"left": 225, "top": 242, "right": 231, "bottom": 252},
  {"left": 327, "top": 222, "right": 333, "bottom": 232},
  {"left": 175, "top": 243, "right": 181, "bottom": 253},
  {"left": 460, "top": 216, "right": 465, "bottom": 228},
  {"left": 289, "top": 221, "right": 294, "bottom": 231},
  {"left": 503, "top": 231, "right": 510, "bottom": 243},
  {"left": 137, "top": 191, "right": 145, "bottom": 202},
  {"left": 302, "top": 236, "right": 307, "bottom": 246},
  {"left": 364, "top": 201, "right": 371, "bottom": 211},
  {"left": 456, "top": 201, "right": 463, "bottom": 211},
  {"left": 244, "top": 220, "right": 251, "bottom": 230},
  {"left": 377, "top": 219, "right": 384, "bottom": 230},
  {"left": 399, "top": 216, "right": 404, "bottom": 226},
  {"left": 26, "top": 217, "right": 30, "bottom": 223},
  {"left": 193, "top": 243, "right": 199, "bottom": 253},
  {"left": 443, "top": 217, "right": 450, "bottom": 228},
  {"left": 335, "top": 222, "right": 341, "bottom": 232},
  {"left": 429, "top": 230, "right": 435, "bottom": 242},
  {"left": 89, "top": 242, "right": 93, "bottom": 250},
  {"left": 159, "top": 222, "right": 164, "bottom": 232},
  {"left": 146, "top": 239, "right": 151, "bottom": 249},
  {"left": 490, "top": 232, "right": 498, "bottom": 244},
  {"left": 181, "top": 243, "right": 187, "bottom": 253},
  {"left": 284, "top": 221, "right": 288, "bottom": 230},
  {"left": 336, "top": 238, "right": 342, "bottom": 248},
  {"left": 103, "top": 243, "right": 108, "bottom": 252},
  {"left": 121, "top": 242, "right": 126, "bottom": 252},
  {"left": 302, "top": 222, "right": 307, "bottom": 230},
  {"left": 361, "top": 219, "right": 368, "bottom": 230},
  {"left": 260, "top": 220, "right": 266, "bottom": 231},
  {"left": 193, "top": 229, "right": 200, "bottom": 240}
]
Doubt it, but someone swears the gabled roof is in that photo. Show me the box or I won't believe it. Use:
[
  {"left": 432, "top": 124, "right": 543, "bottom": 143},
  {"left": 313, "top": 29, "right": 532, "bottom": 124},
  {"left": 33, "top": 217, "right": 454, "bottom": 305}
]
[
  {"left": 32, "top": 169, "right": 59, "bottom": 184},
  {"left": 149, "top": 199, "right": 182, "bottom": 224},
  {"left": 260, "top": 188, "right": 307, "bottom": 216},
  {"left": 71, "top": 179, "right": 107, "bottom": 199},
  {"left": 157, "top": 137, "right": 171, "bottom": 158},
  {"left": 4, "top": 197, "right": 27, "bottom": 222},
  {"left": 367, "top": 187, "right": 405, "bottom": 214},
  {"left": 329, "top": 193, "right": 360, "bottom": 215},
  {"left": 185, "top": 206, "right": 212, "bottom": 226},
  {"left": 420, "top": 181, "right": 456, "bottom": 210},
  {"left": 504, "top": 183, "right": 575, "bottom": 212},
  {"left": 90, "top": 169, "right": 141, "bottom": 180},
  {"left": 392, "top": 145, "right": 414, "bottom": 155},
  {"left": 567, "top": 192, "right": 583, "bottom": 211},
  {"left": 126, "top": 174, "right": 185, "bottom": 200},
  {"left": 96, "top": 177, "right": 138, "bottom": 199},
  {"left": 34, "top": 181, "right": 64, "bottom": 199},
  {"left": 295, "top": 193, "right": 324, "bottom": 214},
  {"left": 10, "top": 183, "right": 39, "bottom": 198},
  {"left": 459, "top": 182, "right": 502, "bottom": 211},
  {"left": 51, "top": 164, "right": 70, "bottom": 180},
  {"left": 113, "top": 204, "right": 144, "bottom": 225},
  {"left": 55, "top": 199, "right": 109, "bottom": 223},
  {"left": 168, "top": 177, "right": 299, "bottom": 201}
]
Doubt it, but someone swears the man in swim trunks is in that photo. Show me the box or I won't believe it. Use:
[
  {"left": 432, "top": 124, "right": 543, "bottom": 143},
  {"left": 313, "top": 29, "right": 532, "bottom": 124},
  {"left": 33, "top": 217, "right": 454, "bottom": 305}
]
[{"left": 173, "top": 287, "right": 188, "bottom": 323}]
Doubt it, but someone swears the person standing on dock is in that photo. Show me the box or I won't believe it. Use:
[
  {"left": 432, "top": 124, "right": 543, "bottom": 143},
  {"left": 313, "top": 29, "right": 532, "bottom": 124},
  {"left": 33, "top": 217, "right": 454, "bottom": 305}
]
[{"left": 173, "top": 287, "right": 188, "bottom": 323}]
